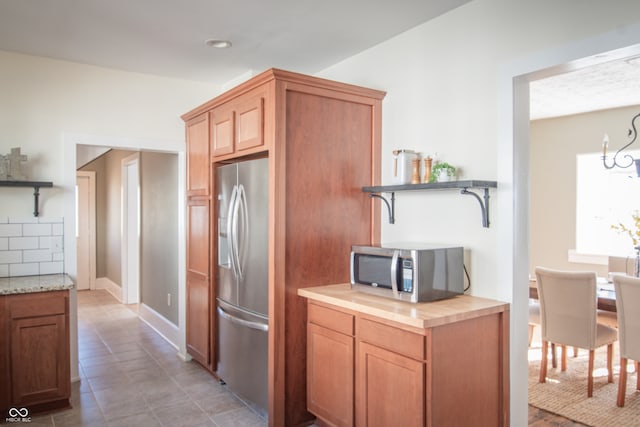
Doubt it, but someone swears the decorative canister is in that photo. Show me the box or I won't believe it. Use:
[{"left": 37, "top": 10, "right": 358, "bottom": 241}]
[{"left": 391, "top": 149, "right": 418, "bottom": 184}]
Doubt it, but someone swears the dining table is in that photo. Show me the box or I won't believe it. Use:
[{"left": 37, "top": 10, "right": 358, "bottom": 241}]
[{"left": 529, "top": 277, "right": 617, "bottom": 312}]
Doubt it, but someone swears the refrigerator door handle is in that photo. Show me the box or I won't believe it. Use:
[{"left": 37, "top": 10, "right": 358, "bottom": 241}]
[
  {"left": 230, "top": 184, "right": 243, "bottom": 279},
  {"left": 227, "top": 185, "right": 240, "bottom": 277},
  {"left": 217, "top": 306, "right": 269, "bottom": 332},
  {"left": 236, "top": 184, "right": 249, "bottom": 278}
]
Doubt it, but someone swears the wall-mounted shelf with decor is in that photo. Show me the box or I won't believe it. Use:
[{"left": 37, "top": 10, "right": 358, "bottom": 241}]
[
  {"left": 0, "top": 180, "right": 53, "bottom": 217},
  {"left": 362, "top": 180, "right": 498, "bottom": 228}
]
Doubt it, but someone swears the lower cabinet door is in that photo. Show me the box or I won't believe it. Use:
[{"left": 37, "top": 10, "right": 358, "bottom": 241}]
[
  {"left": 186, "top": 272, "right": 210, "bottom": 366},
  {"left": 356, "top": 342, "right": 425, "bottom": 427},
  {"left": 307, "top": 323, "right": 354, "bottom": 427},
  {"left": 10, "top": 314, "right": 70, "bottom": 407}
]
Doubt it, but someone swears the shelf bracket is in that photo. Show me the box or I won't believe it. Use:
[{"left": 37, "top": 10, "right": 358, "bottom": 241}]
[
  {"left": 460, "top": 187, "right": 490, "bottom": 228},
  {"left": 369, "top": 192, "right": 395, "bottom": 224},
  {"left": 32, "top": 185, "right": 43, "bottom": 217},
  {"left": 0, "top": 180, "right": 53, "bottom": 217}
]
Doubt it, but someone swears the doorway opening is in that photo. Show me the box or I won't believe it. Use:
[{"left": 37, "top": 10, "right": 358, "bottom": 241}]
[{"left": 507, "top": 39, "right": 640, "bottom": 424}]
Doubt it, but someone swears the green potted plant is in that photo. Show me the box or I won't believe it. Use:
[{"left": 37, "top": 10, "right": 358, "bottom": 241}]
[{"left": 429, "top": 162, "right": 456, "bottom": 183}]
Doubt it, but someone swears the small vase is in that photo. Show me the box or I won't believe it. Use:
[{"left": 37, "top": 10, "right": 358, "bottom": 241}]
[{"left": 437, "top": 169, "right": 451, "bottom": 182}]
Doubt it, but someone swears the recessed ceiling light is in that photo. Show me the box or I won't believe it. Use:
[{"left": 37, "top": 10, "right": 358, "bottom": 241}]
[{"left": 205, "top": 39, "right": 232, "bottom": 49}]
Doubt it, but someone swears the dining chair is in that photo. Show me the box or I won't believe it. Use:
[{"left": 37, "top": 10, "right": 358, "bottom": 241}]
[
  {"left": 535, "top": 267, "right": 618, "bottom": 397},
  {"left": 528, "top": 298, "right": 540, "bottom": 347},
  {"left": 614, "top": 274, "right": 640, "bottom": 407}
]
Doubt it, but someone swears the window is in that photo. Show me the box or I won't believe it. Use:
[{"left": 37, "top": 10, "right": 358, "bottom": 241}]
[{"left": 576, "top": 151, "right": 640, "bottom": 257}]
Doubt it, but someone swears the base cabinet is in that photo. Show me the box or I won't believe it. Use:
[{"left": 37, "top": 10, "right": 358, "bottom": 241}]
[
  {"left": 1, "top": 291, "right": 71, "bottom": 416},
  {"left": 307, "top": 305, "right": 354, "bottom": 427},
  {"left": 356, "top": 342, "right": 425, "bottom": 427},
  {"left": 305, "top": 298, "right": 509, "bottom": 427}
]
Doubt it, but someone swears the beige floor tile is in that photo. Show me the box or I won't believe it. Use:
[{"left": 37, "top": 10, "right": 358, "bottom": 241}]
[
  {"left": 152, "top": 401, "right": 215, "bottom": 427},
  {"left": 87, "top": 373, "right": 136, "bottom": 392},
  {"left": 106, "top": 412, "right": 162, "bottom": 427},
  {"left": 80, "top": 361, "right": 123, "bottom": 379},
  {"left": 210, "top": 407, "right": 267, "bottom": 427},
  {"left": 195, "top": 391, "right": 245, "bottom": 416}
]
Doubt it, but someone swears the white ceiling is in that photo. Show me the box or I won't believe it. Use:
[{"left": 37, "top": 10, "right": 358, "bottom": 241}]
[
  {"left": 0, "top": 0, "right": 469, "bottom": 85},
  {"left": 530, "top": 57, "right": 640, "bottom": 120},
  {"left": 1, "top": 0, "right": 638, "bottom": 119}
]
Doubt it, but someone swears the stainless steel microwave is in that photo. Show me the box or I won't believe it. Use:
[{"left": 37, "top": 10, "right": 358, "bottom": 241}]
[{"left": 350, "top": 243, "right": 464, "bottom": 303}]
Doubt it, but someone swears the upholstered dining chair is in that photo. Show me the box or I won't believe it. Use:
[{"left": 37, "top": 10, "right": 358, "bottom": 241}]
[
  {"left": 614, "top": 274, "right": 640, "bottom": 407},
  {"left": 535, "top": 267, "right": 618, "bottom": 397}
]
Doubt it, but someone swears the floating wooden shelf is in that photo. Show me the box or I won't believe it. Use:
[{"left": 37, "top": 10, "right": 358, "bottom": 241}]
[
  {"left": 362, "top": 180, "right": 498, "bottom": 228},
  {"left": 0, "top": 180, "right": 54, "bottom": 217}
]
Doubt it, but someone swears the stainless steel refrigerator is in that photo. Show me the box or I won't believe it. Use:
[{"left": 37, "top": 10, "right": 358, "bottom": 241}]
[{"left": 216, "top": 157, "right": 269, "bottom": 415}]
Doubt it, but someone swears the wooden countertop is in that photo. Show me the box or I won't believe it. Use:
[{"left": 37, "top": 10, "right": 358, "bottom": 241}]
[
  {"left": 0, "top": 274, "right": 75, "bottom": 295},
  {"left": 298, "top": 283, "right": 510, "bottom": 329}
]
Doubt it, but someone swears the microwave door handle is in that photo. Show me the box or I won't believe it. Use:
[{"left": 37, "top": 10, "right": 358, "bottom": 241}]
[
  {"left": 390, "top": 250, "right": 400, "bottom": 299},
  {"left": 350, "top": 252, "right": 356, "bottom": 284}
]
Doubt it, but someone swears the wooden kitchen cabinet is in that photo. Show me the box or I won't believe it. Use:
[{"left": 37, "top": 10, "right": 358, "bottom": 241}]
[
  {"left": 183, "top": 69, "right": 384, "bottom": 426},
  {"left": 300, "top": 286, "right": 510, "bottom": 427},
  {"left": 356, "top": 318, "right": 425, "bottom": 427},
  {"left": 357, "top": 342, "right": 425, "bottom": 427},
  {"left": 186, "top": 112, "right": 210, "bottom": 197},
  {"left": 211, "top": 85, "right": 266, "bottom": 158},
  {"left": 186, "top": 198, "right": 212, "bottom": 368},
  {"left": 0, "top": 290, "right": 70, "bottom": 415},
  {"left": 307, "top": 303, "right": 354, "bottom": 427}
]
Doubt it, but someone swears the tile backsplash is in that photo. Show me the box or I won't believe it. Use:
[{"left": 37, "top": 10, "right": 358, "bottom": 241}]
[{"left": 0, "top": 217, "right": 64, "bottom": 277}]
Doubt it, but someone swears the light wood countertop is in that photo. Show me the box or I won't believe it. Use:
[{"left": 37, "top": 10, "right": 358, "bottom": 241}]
[{"left": 298, "top": 283, "right": 510, "bottom": 329}]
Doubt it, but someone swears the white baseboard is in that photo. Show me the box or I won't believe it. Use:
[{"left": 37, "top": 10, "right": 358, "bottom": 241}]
[
  {"left": 138, "top": 303, "right": 179, "bottom": 351},
  {"left": 95, "top": 277, "right": 122, "bottom": 302}
]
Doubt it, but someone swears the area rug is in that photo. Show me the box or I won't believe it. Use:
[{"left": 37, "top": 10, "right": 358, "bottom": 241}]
[{"left": 529, "top": 343, "right": 640, "bottom": 426}]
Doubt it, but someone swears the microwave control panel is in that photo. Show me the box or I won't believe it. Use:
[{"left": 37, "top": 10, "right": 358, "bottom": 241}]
[{"left": 401, "top": 259, "right": 413, "bottom": 293}]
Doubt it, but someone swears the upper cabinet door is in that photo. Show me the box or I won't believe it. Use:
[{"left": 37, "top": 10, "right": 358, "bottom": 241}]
[
  {"left": 186, "top": 113, "right": 210, "bottom": 197},
  {"left": 236, "top": 93, "right": 264, "bottom": 152},
  {"left": 211, "top": 86, "right": 267, "bottom": 159},
  {"left": 211, "top": 104, "right": 235, "bottom": 157}
]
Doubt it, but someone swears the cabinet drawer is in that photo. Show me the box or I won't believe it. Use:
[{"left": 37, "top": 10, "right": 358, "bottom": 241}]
[
  {"left": 308, "top": 302, "right": 354, "bottom": 336},
  {"left": 9, "top": 292, "right": 67, "bottom": 319},
  {"left": 358, "top": 317, "right": 425, "bottom": 361}
]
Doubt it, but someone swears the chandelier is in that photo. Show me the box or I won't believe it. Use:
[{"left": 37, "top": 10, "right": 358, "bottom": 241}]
[{"left": 602, "top": 112, "right": 640, "bottom": 177}]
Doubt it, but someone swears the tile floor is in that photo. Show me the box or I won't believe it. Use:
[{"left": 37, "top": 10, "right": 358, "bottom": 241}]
[
  {"left": 21, "top": 289, "right": 578, "bottom": 427},
  {"left": 26, "top": 289, "right": 267, "bottom": 426}
]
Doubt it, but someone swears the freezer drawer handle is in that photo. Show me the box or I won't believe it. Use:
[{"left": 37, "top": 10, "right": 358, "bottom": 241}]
[{"left": 217, "top": 306, "right": 269, "bottom": 332}]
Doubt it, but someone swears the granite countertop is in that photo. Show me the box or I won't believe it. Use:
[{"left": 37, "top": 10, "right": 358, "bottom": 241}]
[
  {"left": 0, "top": 274, "right": 75, "bottom": 295},
  {"left": 298, "top": 283, "right": 510, "bottom": 329}
]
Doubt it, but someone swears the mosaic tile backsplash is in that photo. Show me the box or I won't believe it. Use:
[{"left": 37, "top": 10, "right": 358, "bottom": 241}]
[{"left": 0, "top": 217, "right": 64, "bottom": 277}]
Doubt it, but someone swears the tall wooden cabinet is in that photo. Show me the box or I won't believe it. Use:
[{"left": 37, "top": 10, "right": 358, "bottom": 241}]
[
  {"left": 185, "top": 113, "right": 213, "bottom": 369},
  {"left": 182, "top": 69, "right": 385, "bottom": 426}
]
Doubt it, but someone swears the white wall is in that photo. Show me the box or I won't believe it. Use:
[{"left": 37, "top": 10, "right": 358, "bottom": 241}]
[
  {"left": 316, "top": 1, "right": 640, "bottom": 425},
  {"left": 0, "top": 49, "right": 219, "bottom": 380},
  {"left": 0, "top": 50, "right": 218, "bottom": 217}
]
